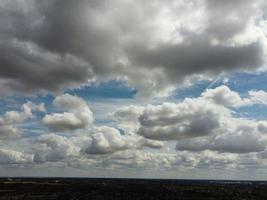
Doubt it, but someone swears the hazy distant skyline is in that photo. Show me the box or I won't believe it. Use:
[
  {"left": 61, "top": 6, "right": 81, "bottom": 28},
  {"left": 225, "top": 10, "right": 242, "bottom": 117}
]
[{"left": 1, "top": 0, "right": 267, "bottom": 179}]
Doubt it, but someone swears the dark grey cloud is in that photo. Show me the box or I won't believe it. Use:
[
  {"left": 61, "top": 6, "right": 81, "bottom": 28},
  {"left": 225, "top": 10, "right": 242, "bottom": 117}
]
[
  {"left": 128, "top": 36, "right": 263, "bottom": 82},
  {"left": 0, "top": 0, "right": 95, "bottom": 94},
  {"left": 0, "top": 39, "right": 93, "bottom": 94},
  {"left": 0, "top": 0, "right": 266, "bottom": 97},
  {"left": 205, "top": 0, "right": 259, "bottom": 40}
]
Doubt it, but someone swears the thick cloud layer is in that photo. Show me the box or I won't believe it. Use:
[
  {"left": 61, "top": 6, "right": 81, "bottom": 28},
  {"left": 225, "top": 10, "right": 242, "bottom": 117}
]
[
  {"left": 0, "top": 0, "right": 266, "bottom": 97},
  {"left": 201, "top": 85, "right": 251, "bottom": 107}
]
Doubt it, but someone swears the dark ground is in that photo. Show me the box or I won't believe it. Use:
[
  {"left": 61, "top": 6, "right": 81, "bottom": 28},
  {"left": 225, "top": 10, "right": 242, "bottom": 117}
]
[{"left": 0, "top": 178, "right": 267, "bottom": 200}]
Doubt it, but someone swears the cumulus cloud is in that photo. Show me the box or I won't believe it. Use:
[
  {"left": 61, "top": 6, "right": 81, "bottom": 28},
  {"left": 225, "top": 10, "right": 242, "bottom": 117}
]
[
  {"left": 0, "top": 0, "right": 266, "bottom": 97},
  {"left": 0, "top": 101, "right": 45, "bottom": 124},
  {"left": 136, "top": 85, "right": 267, "bottom": 141},
  {"left": 32, "top": 125, "right": 164, "bottom": 163},
  {"left": 85, "top": 126, "right": 164, "bottom": 155},
  {"left": 109, "top": 105, "right": 144, "bottom": 134},
  {"left": 138, "top": 100, "right": 229, "bottom": 140},
  {"left": 201, "top": 85, "right": 251, "bottom": 107},
  {"left": 33, "top": 134, "right": 81, "bottom": 163},
  {"left": 201, "top": 85, "right": 267, "bottom": 108},
  {"left": 43, "top": 94, "right": 93, "bottom": 131},
  {"left": 176, "top": 126, "right": 267, "bottom": 154},
  {"left": 85, "top": 126, "right": 128, "bottom": 155},
  {"left": 0, "top": 101, "right": 45, "bottom": 139},
  {"left": 249, "top": 90, "right": 267, "bottom": 105},
  {"left": 0, "top": 148, "right": 33, "bottom": 164}
]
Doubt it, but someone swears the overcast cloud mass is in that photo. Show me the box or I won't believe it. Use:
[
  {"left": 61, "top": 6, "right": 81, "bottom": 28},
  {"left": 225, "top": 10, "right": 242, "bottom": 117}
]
[{"left": 1, "top": 0, "right": 267, "bottom": 179}]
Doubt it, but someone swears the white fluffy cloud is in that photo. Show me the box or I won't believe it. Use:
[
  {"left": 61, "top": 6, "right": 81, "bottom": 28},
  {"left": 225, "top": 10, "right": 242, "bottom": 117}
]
[
  {"left": 43, "top": 94, "right": 93, "bottom": 131},
  {"left": 202, "top": 85, "right": 267, "bottom": 108},
  {"left": 33, "top": 134, "right": 81, "bottom": 163},
  {"left": 0, "top": 148, "right": 33, "bottom": 164},
  {"left": 249, "top": 90, "right": 267, "bottom": 105},
  {"left": 176, "top": 123, "right": 267, "bottom": 153},
  {"left": 109, "top": 105, "right": 144, "bottom": 134},
  {"left": 85, "top": 126, "right": 164, "bottom": 155},
  {"left": 85, "top": 126, "right": 128, "bottom": 155},
  {"left": 201, "top": 85, "right": 251, "bottom": 107},
  {"left": 33, "top": 125, "right": 164, "bottom": 163},
  {"left": 0, "top": 102, "right": 45, "bottom": 139}
]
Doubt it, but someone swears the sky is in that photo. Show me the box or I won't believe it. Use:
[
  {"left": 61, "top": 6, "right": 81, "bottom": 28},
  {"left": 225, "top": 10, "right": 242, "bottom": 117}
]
[{"left": 1, "top": 0, "right": 267, "bottom": 180}]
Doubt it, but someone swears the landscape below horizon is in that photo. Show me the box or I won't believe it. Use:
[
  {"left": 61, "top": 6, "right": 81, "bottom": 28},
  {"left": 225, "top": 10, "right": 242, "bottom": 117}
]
[{"left": 0, "top": 178, "right": 267, "bottom": 200}]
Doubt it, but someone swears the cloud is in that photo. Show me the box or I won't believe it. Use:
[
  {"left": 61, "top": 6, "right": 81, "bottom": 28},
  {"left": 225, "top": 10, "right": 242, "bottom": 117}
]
[
  {"left": 100, "top": 150, "right": 177, "bottom": 169},
  {"left": 138, "top": 99, "right": 229, "bottom": 140},
  {"left": 0, "top": 0, "right": 266, "bottom": 97},
  {"left": 258, "top": 121, "right": 267, "bottom": 133},
  {"left": 85, "top": 126, "right": 164, "bottom": 155},
  {"left": 0, "top": 101, "right": 45, "bottom": 139},
  {"left": 33, "top": 134, "right": 81, "bottom": 163},
  {"left": 109, "top": 105, "right": 144, "bottom": 134},
  {"left": 128, "top": 36, "right": 263, "bottom": 89},
  {"left": 176, "top": 127, "right": 267, "bottom": 154},
  {"left": 249, "top": 90, "right": 267, "bottom": 105},
  {"left": 139, "top": 138, "right": 165, "bottom": 149},
  {"left": 0, "top": 148, "right": 33, "bottom": 164},
  {"left": 201, "top": 85, "right": 251, "bottom": 107},
  {"left": 60, "top": 149, "right": 265, "bottom": 171},
  {"left": 85, "top": 126, "right": 128, "bottom": 155},
  {"left": 201, "top": 86, "right": 267, "bottom": 108},
  {"left": 136, "top": 85, "right": 267, "bottom": 141},
  {"left": 174, "top": 150, "right": 239, "bottom": 169},
  {"left": 0, "top": 101, "right": 45, "bottom": 124},
  {"left": 43, "top": 94, "right": 93, "bottom": 131},
  {"left": 33, "top": 125, "right": 164, "bottom": 163},
  {"left": 38, "top": 94, "right": 164, "bottom": 159},
  {"left": 177, "top": 150, "right": 267, "bottom": 170},
  {"left": 204, "top": 0, "right": 263, "bottom": 41}
]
